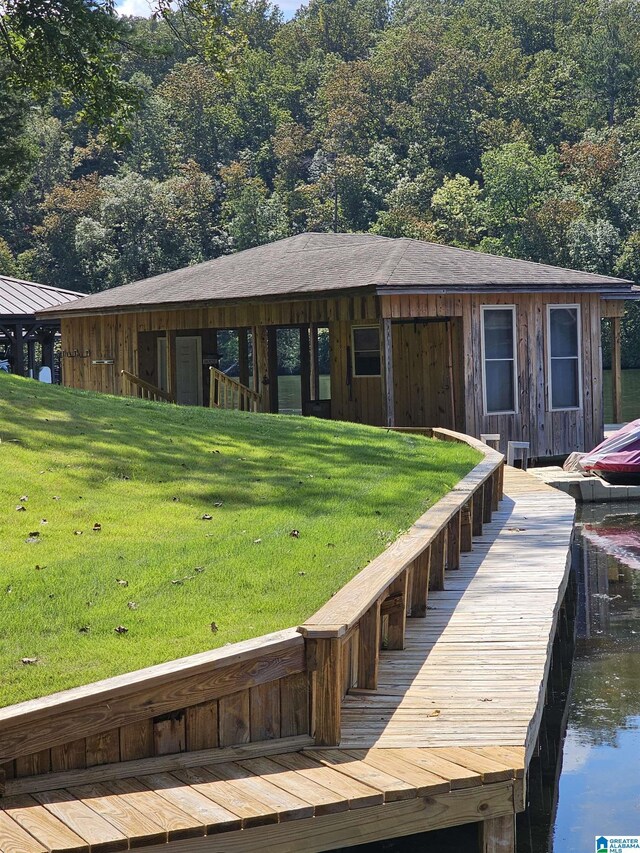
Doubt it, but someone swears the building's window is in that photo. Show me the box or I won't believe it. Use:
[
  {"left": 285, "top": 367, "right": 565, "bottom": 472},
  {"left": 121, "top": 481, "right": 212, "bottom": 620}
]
[
  {"left": 352, "top": 326, "right": 381, "bottom": 377},
  {"left": 548, "top": 305, "right": 581, "bottom": 410},
  {"left": 481, "top": 306, "right": 517, "bottom": 414}
]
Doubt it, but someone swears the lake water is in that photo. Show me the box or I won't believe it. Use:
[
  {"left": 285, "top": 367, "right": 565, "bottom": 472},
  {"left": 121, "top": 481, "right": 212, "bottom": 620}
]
[
  {"left": 603, "top": 369, "right": 640, "bottom": 422},
  {"left": 328, "top": 501, "right": 640, "bottom": 853}
]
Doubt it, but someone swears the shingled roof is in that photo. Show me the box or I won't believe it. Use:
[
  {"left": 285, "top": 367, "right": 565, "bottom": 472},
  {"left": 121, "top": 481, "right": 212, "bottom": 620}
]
[
  {"left": 0, "top": 275, "right": 82, "bottom": 318},
  {"left": 39, "top": 233, "right": 635, "bottom": 316}
]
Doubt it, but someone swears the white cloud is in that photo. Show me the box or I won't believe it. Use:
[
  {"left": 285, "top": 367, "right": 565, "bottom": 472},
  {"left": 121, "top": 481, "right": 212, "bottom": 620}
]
[{"left": 116, "top": 0, "right": 154, "bottom": 18}]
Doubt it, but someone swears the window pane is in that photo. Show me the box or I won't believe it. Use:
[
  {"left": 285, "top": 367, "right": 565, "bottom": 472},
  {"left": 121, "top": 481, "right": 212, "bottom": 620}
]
[
  {"left": 550, "top": 308, "right": 578, "bottom": 358},
  {"left": 353, "top": 327, "right": 380, "bottom": 352},
  {"left": 485, "top": 361, "right": 515, "bottom": 412},
  {"left": 483, "top": 310, "right": 514, "bottom": 359},
  {"left": 552, "top": 359, "right": 579, "bottom": 408},
  {"left": 354, "top": 353, "right": 381, "bottom": 376}
]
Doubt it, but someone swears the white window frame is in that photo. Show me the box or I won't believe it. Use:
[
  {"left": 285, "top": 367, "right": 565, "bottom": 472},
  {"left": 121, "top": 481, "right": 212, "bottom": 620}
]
[
  {"left": 546, "top": 304, "right": 583, "bottom": 412},
  {"left": 481, "top": 305, "right": 518, "bottom": 416},
  {"left": 351, "top": 325, "right": 381, "bottom": 378}
]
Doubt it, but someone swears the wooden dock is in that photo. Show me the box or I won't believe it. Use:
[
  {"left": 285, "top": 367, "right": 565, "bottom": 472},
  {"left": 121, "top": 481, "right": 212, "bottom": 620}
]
[{"left": 0, "top": 464, "right": 576, "bottom": 853}]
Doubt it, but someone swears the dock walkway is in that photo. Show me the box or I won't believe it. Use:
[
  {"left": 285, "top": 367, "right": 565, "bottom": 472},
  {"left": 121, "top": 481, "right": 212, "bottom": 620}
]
[{"left": 0, "top": 469, "right": 576, "bottom": 853}]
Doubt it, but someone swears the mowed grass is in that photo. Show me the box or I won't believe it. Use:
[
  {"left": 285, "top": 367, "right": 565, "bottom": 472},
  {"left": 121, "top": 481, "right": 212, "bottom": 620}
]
[{"left": 0, "top": 374, "right": 480, "bottom": 707}]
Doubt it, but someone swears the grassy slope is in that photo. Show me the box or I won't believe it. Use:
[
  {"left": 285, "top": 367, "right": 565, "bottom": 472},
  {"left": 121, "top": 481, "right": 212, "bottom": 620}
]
[{"left": 0, "top": 375, "right": 479, "bottom": 706}]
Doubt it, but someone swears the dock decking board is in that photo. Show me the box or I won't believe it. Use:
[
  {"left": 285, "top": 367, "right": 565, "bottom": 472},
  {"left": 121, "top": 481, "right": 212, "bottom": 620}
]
[{"left": 0, "top": 469, "right": 574, "bottom": 853}]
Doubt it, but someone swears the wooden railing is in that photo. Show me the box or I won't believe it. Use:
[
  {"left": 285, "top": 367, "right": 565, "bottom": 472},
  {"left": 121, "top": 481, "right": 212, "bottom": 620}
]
[
  {"left": 298, "top": 427, "right": 505, "bottom": 746},
  {"left": 121, "top": 369, "right": 175, "bottom": 403},
  {"left": 209, "top": 367, "right": 261, "bottom": 412},
  {"left": 0, "top": 428, "right": 503, "bottom": 788},
  {"left": 0, "top": 630, "right": 310, "bottom": 791}
]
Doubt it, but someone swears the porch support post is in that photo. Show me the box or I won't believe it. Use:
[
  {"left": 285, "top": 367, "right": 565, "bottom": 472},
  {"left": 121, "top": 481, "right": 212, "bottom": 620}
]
[
  {"left": 41, "top": 329, "right": 55, "bottom": 376},
  {"left": 300, "top": 325, "right": 311, "bottom": 413},
  {"left": 267, "top": 327, "right": 279, "bottom": 414},
  {"left": 611, "top": 315, "right": 622, "bottom": 424},
  {"left": 250, "top": 327, "right": 259, "bottom": 392},
  {"left": 478, "top": 815, "right": 516, "bottom": 853},
  {"left": 381, "top": 318, "right": 395, "bottom": 427},
  {"left": 13, "top": 323, "right": 24, "bottom": 376},
  {"left": 255, "top": 326, "right": 271, "bottom": 413},
  {"left": 166, "top": 330, "right": 176, "bottom": 399},
  {"left": 310, "top": 323, "right": 320, "bottom": 400},
  {"left": 238, "top": 328, "right": 250, "bottom": 388}
]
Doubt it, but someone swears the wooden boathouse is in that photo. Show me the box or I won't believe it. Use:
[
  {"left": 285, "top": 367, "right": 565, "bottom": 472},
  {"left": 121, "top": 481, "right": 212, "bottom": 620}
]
[
  {"left": 39, "top": 232, "right": 636, "bottom": 459},
  {"left": 0, "top": 431, "right": 576, "bottom": 852}
]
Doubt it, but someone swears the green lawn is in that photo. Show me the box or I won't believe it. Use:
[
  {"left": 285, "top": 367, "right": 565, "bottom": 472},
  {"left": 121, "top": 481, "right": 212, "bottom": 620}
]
[{"left": 0, "top": 374, "right": 479, "bottom": 706}]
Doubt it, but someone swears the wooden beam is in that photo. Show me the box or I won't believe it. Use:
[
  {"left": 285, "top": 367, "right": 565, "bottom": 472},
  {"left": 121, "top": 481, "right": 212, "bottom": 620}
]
[
  {"left": 238, "top": 329, "right": 250, "bottom": 389},
  {"left": 300, "top": 325, "right": 311, "bottom": 412},
  {"left": 267, "top": 327, "right": 279, "bottom": 414},
  {"left": 611, "top": 315, "right": 622, "bottom": 424},
  {"left": 478, "top": 814, "right": 516, "bottom": 853},
  {"left": 310, "top": 324, "right": 320, "bottom": 400},
  {"left": 166, "top": 331, "right": 176, "bottom": 399},
  {"left": 381, "top": 318, "right": 395, "bottom": 427},
  {"left": 310, "top": 638, "right": 342, "bottom": 746},
  {"left": 254, "top": 327, "right": 270, "bottom": 412},
  {"left": 12, "top": 323, "right": 24, "bottom": 376}
]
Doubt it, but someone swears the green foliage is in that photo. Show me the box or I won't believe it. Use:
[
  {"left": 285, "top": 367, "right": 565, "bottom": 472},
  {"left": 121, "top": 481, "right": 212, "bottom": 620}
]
[
  {"left": 5, "top": 0, "right": 640, "bottom": 364},
  {"left": 0, "top": 373, "right": 478, "bottom": 704}
]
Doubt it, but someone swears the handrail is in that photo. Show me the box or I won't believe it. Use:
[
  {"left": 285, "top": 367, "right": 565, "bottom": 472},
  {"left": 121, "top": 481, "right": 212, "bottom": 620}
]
[
  {"left": 299, "top": 427, "right": 505, "bottom": 745},
  {"left": 299, "top": 429, "right": 503, "bottom": 640},
  {"left": 209, "top": 366, "right": 260, "bottom": 412},
  {"left": 121, "top": 369, "right": 175, "bottom": 403}
]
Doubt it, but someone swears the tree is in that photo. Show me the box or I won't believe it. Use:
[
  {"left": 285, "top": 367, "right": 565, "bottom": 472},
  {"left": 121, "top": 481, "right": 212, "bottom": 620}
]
[
  {"left": 431, "top": 174, "right": 484, "bottom": 246},
  {"left": 481, "top": 141, "right": 559, "bottom": 225}
]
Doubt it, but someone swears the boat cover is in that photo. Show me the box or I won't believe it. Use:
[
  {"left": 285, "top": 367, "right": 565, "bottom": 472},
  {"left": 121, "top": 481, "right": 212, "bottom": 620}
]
[{"left": 582, "top": 419, "right": 640, "bottom": 474}]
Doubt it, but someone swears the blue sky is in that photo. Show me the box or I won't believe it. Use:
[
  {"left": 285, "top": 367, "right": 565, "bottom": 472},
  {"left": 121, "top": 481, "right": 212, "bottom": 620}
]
[{"left": 116, "top": 0, "right": 301, "bottom": 22}]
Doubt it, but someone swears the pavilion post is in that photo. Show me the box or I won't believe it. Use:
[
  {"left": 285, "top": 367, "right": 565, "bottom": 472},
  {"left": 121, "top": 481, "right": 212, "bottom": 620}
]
[
  {"left": 12, "top": 323, "right": 24, "bottom": 376},
  {"left": 238, "top": 328, "right": 250, "bottom": 389},
  {"left": 267, "top": 327, "right": 279, "bottom": 413},
  {"left": 254, "top": 326, "right": 271, "bottom": 413},
  {"left": 310, "top": 323, "right": 320, "bottom": 400},
  {"left": 611, "top": 315, "right": 622, "bottom": 424},
  {"left": 166, "top": 330, "right": 177, "bottom": 398},
  {"left": 300, "top": 325, "right": 311, "bottom": 413},
  {"left": 381, "top": 318, "right": 395, "bottom": 427}
]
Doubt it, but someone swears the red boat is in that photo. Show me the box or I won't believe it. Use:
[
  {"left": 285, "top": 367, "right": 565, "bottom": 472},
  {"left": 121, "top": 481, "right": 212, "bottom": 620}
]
[{"left": 581, "top": 419, "right": 640, "bottom": 485}]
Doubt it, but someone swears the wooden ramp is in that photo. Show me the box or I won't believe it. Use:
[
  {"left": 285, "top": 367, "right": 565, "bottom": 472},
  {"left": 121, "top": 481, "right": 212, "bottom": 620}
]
[{"left": 0, "top": 468, "right": 575, "bottom": 853}]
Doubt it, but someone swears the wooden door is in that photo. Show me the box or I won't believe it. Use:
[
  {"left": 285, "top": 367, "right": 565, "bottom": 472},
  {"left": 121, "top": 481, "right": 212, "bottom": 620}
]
[
  {"left": 391, "top": 321, "right": 461, "bottom": 429},
  {"left": 175, "top": 335, "right": 203, "bottom": 406}
]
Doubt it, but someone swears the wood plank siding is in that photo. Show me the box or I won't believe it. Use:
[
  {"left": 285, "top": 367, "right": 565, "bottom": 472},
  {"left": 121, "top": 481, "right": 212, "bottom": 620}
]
[{"left": 60, "top": 291, "right": 614, "bottom": 458}]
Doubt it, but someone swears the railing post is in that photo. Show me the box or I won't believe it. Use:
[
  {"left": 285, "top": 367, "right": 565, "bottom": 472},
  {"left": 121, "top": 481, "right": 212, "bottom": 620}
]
[
  {"left": 461, "top": 499, "right": 473, "bottom": 552},
  {"left": 385, "top": 570, "right": 408, "bottom": 650},
  {"left": 447, "top": 511, "right": 461, "bottom": 570},
  {"left": 483, "top": 478, "right": 493, "bottom": 524},
  {"left": 310, "top": 638, "right": 342, "bottom": 746},
  {"left": 357, "top": 599, "right": 382, "bottom": 689},
  {"left": 472, "top": 488, "right": 484, "bottom": 537},
  {"left": 410, "top": 547, "right": 431, "bottom": 617},
  {"left": 429, "top": 529, "right": 446, "bottom": 591}
]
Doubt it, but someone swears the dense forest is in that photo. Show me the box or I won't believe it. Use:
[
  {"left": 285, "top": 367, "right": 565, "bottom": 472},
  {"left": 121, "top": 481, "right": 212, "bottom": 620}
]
[{"left": 2, "top": 0, "right": 640, "bottom": 364}]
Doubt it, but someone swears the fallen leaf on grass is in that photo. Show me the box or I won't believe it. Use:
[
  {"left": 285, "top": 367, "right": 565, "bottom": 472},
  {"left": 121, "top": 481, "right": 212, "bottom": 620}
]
[
  {"left": 19, "top": 495, "right": 28, "bottom": 502},
  {"left": 15, "top": 505, "right": 26, "bottom": 512},
  {"left": 115, "top": 578, "right": 128, "bottom": 587},
  {"left": 171, "top": 579, "right": 184, "bottom": 586},
  {"left": 52, "top": 496, "right": 60, "bottom": 501},
  {"left": 114, "top": 625, "right": 128, "bottom": 634},
  {"left": 78, "top": 626, "right": 90, "bottom": 634},
  {"left": 201, "top": 514, "right": 213, "bottom": 521},
  {"left": 298, "top": 571, "right": 306, "bottom": 576},
  {"left": 194, "top": 566, "right": 205, "bottom": 574},
  {"left": 74, "top": 530, "right": 83, "bottom": 536},
  {"left": 127, "top": 601, "right": 138, "bottom": 610},
  {"left": 253, "top": 538, "right": 262, "bottom": 544},
  {"left": 41, "top": 519, "right": 48, "bottom": 525},
  {"left": 21, "top": 657, "right": 38, "bottom": 665},
  {"left": 26, "top": 532, "right": 40, "bottom": 543},
  {"left": 327, "top": 542, "right": 335, "bottom": 548},
  {"left": 213, "top": 501, "right": 223, "bottom": 508},
  {"left": 92, "top": 523, "right": 102, "bottom": 532},
  {"left": 290, "top": 529, "right": 300, "bottom": 538},
  {"left": 34, "top": 564, "right": 46, "bottom": 571},
  {"left": 210, "top": 622, "right": 219, "bottom": 633}
]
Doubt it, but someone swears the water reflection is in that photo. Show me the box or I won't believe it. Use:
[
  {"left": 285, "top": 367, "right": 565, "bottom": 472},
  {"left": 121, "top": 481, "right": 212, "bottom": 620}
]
[{"left": 550, "top": 503, "right": 640, "bottom": 853}]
